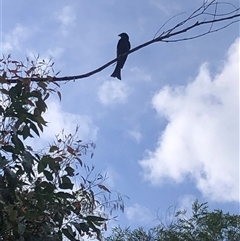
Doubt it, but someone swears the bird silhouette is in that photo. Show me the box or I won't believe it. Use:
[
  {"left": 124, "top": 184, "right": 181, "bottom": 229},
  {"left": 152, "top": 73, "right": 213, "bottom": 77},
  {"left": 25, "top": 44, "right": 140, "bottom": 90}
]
[{"left": 111, "top": 33, "right": 130, "bottom": 80}]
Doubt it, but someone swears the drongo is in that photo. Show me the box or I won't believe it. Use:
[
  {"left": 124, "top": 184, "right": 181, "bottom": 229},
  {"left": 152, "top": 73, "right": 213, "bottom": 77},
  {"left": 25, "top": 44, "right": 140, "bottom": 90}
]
[{"left": 111, "top": 33, "right": 130, "bottom": 80}]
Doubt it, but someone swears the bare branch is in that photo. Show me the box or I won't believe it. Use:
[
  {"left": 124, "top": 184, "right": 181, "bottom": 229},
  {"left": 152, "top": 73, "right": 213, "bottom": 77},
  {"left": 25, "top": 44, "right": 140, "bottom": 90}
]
[
  {"left": 153, "top": 11, "right": 186, "bottom": 39},
  {"left": 209, "top": 2, "right": 218, "bottom": 32},
  {"left": 2, "top": 0, "right": 239, "bottom": 84},
  {"left": 161, "top": 20, "right": 239, "bottom": 43}
]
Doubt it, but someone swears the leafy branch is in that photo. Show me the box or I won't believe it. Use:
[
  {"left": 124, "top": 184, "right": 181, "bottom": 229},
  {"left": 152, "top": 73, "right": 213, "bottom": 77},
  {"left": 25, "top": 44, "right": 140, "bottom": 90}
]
[{"left": 0, "top": 57, "right": 125, "bottom": 240}]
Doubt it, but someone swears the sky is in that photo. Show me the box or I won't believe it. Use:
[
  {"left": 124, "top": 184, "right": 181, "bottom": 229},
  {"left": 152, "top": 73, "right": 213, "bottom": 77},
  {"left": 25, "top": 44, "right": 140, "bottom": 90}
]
[{"left": 1, "top": 0, "right": 239, "bottom": 236}]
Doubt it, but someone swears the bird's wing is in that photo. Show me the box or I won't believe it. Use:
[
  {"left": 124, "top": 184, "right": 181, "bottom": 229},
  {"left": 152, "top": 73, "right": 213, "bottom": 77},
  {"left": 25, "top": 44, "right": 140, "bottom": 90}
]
[{"left": 117, "top": 39, "right": 130, "bottom": 57}]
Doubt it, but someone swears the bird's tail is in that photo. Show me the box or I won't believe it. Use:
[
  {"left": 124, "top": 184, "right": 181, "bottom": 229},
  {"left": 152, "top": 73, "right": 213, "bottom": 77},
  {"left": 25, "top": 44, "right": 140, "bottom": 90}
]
[{"left": 111, "top": 66, "right": 121, "bottom": 80}]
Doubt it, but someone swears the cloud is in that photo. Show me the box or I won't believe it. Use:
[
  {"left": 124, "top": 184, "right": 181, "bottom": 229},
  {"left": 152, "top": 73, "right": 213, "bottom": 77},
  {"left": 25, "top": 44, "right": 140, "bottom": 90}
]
[
  {"left": 98, "top": 80, "right": 131, "bottom": 106},
  {"left": 104, "top": 167, "right": 120, "bottom": 188},
  {"left": 44, "top": 99, "right": 98, "bottom": 141},
  {"left": 125, "top": 129, "right": 142, "bottom": 143},
  {"left": 125, "top": 203, "right": 155, "bottom": 224},
  {"left": 130, "top": 67, "right": 152, "bottom": 82},
  {"left": 57, "top": 5, "right": 76, "bottom": 26},
  {"left": 26, "top": 98, "right": 98, "bottom": 149},
  {"left": 55, "top": 5, "right": 76, "bottom": 35},
  {"left": 150, "top": 1, "right": 181, "bottom": 15},
  {"left": 2, "top": 24, "right": 34, "bottom": 53},
  {"left": 45, "top": 47, "right": 65, "bottom": 60},
  {"left": 139, "top": 38, "right": 239, "bottom": 202}
]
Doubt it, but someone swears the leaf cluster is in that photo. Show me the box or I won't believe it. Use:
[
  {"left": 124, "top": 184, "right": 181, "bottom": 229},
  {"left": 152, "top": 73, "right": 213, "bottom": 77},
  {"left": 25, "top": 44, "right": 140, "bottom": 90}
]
[{"left": 0, "top": 56, "right": 124, "bottom": 241}]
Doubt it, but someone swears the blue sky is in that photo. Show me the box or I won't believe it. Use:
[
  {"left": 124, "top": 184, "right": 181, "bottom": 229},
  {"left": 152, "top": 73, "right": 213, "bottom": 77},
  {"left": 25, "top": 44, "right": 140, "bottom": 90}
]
[{"left": 1, "top": 0, "right": 239, "bottom": 234}]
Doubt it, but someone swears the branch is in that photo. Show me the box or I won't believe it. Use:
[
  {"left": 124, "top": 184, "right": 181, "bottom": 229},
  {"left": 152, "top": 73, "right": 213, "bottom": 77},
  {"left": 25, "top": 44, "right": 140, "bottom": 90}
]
[{"left": 3, "top": 0, "right": 239, "bottom": 84}]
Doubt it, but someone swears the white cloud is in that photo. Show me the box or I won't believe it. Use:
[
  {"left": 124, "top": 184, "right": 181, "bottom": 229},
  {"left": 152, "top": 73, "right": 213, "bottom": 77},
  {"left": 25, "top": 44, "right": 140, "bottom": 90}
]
[
  {"left": 45, "top": 47, "right": 65, "bottom": 60},
  {"left": 2, "top": 24, "right": 33, "bottom": 53},
  {"left": 125, "top": 203, "right": 155, "bottom": 224},
  {"left": 139, "top": 38, "right": 239, "bottom": 202},
  {"left": 130, "top": 67, "right": 152, "bottom": 82},
  {"left": 126, "top": 129, "right": 142, "bottom": 143},
  {"left": 150, "top": 1, "right": 181, "bottom": 15},
  {"left": 26, "top": 98, "right": 98, "bottom": 149},
  {"left": 104, "top": 167, "right": 120, "bottom": 188},
  {"left": 44, "top": 99, "right": 98, "bottom": 141},
  {"left": 57, "top": 5, "right": 76, "bottom": 26},
  {"left": 55, "top": 5, "right": 76, "bottom": 35},
  {"left": 98, "top": 80, "right": 130, "bottom": 106}
]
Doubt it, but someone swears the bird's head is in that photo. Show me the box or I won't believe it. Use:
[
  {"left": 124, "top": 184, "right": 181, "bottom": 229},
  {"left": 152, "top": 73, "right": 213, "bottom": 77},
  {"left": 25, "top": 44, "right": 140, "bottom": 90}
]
[{"left": 118, "top": 33, "right": 129, "bottom": 40}]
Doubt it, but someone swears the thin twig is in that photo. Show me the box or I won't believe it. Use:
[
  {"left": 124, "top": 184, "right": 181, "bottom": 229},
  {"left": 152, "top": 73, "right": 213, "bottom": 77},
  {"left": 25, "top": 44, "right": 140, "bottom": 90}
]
[{"left": 153, "top": 12, "right": 186, "bottom": 39}]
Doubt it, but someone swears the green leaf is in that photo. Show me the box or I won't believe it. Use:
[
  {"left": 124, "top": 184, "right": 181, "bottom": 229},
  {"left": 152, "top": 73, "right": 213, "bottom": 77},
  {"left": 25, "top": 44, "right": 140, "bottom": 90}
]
[
  {"left": 0, "top": 154, "right": 9, "bottom": 168},
  {"left": 72, "top": 222, "right": 89, "bottom": 233},
  {"left": 86, "top": 215, "right": 107, "bottom": 222},
  {"left": 87, "top": 221, "right": 102, "bottom": 240},
  {"left": 98, "top": 184, "right": 111, "bottom": 193},
  {"left": 18, "top": 223, "right": 26, "bottom": 235},
  {"left": 53, "top": 212, "right": 63, "bottom": 228},
  {"left": 23, "top": 151, "right": 34, "bottom": 165},
  {"left": 29, "top": 90, "right": 41, "bottom": 99},
  {"left": 43, "top": 92, "right": 50, "bottom": 101},
  {"left": 43, "top": 170, "right": 53, "bottom": 181},
  {"left": 62, "top": 225, "right": 76, "bottom": 241},
  {"left": 2, "top": 145, "right": 16, "bottom": 154},
  {"left": 37, "top": 155, "right": 50, "bottom": 173},
  {"left": 59, "top": 176, "right": 74, "bottom": 190},
  {"left": 39, "top": 181, "right": 55, "bottom": 193},
  {"left": 9, "top": 81, "right": 22, "bottom": 99},
  {"left": 0, "top": 105, "right": 5, "bottom": 114},
  {"left": 12, "top": 135, "right": 25, "bottom": 151},
  {"left": 55, "top": 191, "right": 75, "bottom": 199},
  {"left": 59, "top": 183, "right": 74, "bottom": 190},
  {"left": 37, "top": 162, "right": 44, "bottom": 174},
  {"left": 76, "top": 157, "right": 82, "bottom": 166},
  {"left": 29, "top": 121, "right": 40, "bottom": 136},
  {"left": 49, "top": 145, "right": 59, "bottom": 152},
  {"left": 62, "top": 176, "right": 71, "bottom": 184},
  {"left": 23, "top": 151, "right": 35, "bottom": 179},
  {"left": 22, "top": 124, "right": 31, "bottom": 139},
  {"left": 48, "top": 157, "right": 60, "bottom": 172},
  {"left": 65, "top": 166, "right": 74, "bottom": 177},
  {"left": 36, "top": 99, "right": 47, "bottom": 114},
  {"left": 0, "top": 88, "right": 9, "bottom": 95},
  {"left": 37, "top": 82, "right": 47, "bottom": 90}
]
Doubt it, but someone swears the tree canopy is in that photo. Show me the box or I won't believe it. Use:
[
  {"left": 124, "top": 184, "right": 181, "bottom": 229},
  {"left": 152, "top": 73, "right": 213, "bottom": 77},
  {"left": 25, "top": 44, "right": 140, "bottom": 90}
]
[
  {"left": 104, "top": 200, "right": 240, "bottom": 241},
  {"left": 0, "top": 56, "right": 124, "bottom": 241}
]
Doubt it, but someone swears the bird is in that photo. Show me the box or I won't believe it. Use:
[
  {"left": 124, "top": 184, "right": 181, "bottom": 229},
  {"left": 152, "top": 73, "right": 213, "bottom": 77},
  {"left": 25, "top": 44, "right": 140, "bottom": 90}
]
[{"left": 111, "top": 33, "right": 130, "bottom": 80}]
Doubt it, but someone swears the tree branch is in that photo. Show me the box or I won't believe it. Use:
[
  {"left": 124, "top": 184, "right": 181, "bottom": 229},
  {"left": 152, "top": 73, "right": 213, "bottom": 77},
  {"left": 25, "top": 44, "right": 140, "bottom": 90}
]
[{"left": 2, "top": 0, "right": 239, "bottom": 84}]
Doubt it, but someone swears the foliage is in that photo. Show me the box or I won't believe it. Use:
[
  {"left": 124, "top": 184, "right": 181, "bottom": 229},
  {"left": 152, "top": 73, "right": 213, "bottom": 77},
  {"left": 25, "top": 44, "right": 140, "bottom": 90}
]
[
  {"left": 0, "top": 55, "right": 124, "bottom": 241},
  {"left": 104, "top": 200, "right": 240, "bottom": 241}
]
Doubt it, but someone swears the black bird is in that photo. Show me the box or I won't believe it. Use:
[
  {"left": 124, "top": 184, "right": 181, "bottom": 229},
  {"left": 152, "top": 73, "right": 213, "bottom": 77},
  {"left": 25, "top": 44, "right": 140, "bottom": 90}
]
[{"left": 111, "top": 33, "right": 130, "bottom": 80}]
